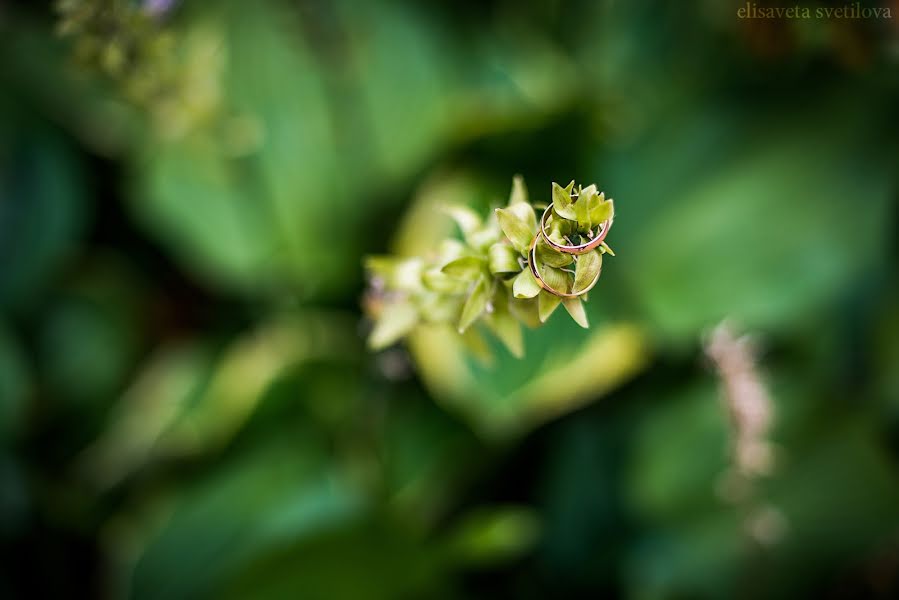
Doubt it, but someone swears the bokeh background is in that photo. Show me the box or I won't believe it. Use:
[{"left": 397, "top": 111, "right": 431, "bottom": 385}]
[{"left": 2, "top": 0, "right": 899, "bottom": 598}]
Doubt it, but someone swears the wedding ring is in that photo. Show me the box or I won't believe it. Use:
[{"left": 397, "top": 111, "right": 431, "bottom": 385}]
[
  {"left": 538, "top": 204, "right": 611, "bottom": 255},
  {"left": 528, "top": 235, "right": 602, "bottom": 298}
]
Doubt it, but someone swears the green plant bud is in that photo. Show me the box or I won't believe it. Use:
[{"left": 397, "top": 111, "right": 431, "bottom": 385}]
[
  {"left": 467, "top": 226, "right": 502, "bottom": 252},
  {"left": 509, "top": 174, "right": 528, "bottom": 205},
  {"left": 551, "top": 181, "right": 577, "bottom": 220},
  {"left": 589, "top": 197, "right": 614, "bottom": 227},
  {"left": 538, "top": 290, "right": 562, "bottom": 322},
  {"left": 488, "top": 243, "right": 522, "bottom": 274},
  {"left": 573, "top": 250, "right": 602, "bottom": 294},
  {"left": 536, "top": 237, "right": 574, "bottom": 268},
  {"left": 423, "top": 268, "right": 471, "bottom": 294},
  {"left": 540, "top": 264, "right": 571, "bottom": 295},
  {"left": 458, "top": 276, "right": 490, "bottom": 332},
  {"left": 437, "top": 238, "right": 469, "bottom": 262},
  {"left": 484, "top": 288, "right": 523, "bottom": 357},
  {"left": 443, "top": 205, "right": 482, "bottom": 244},
  {"left": 562, "top": 297, "right": 589, "bottom": 328},
  {"left": 512, "top": 268, "right": 541, "bottom": 299},
  {"left": 508, "top": 296, "right": 541, "bottom": 328},
  {"left": 495, "top": 208, "right": 534, "bottom": 255},
  {"left": 417, "top": 292, "right": 463, "bottom": 324},
  {"left": 369, "top": 301, "right": 418, "bottom": 350},
  {"left": 101, "top": 41, "right": 127, "bottom": 76},
  {"left": 461, "top": 327, "right": 493, "bottom": 364},
  {"left": 547, "top": 218, "right": 571, "bottom": 245},
  {"left": 363, "top": 178, "right": 616, "bottom": 355},
  {"left": 574, "top": 190, "right": 590, "bottom": 228},
  {"left": 442, "top": 256, "right": 486, "bottom": 281},
  {"left": 366, "top": 257, "right": 424, "bottom": 292}
]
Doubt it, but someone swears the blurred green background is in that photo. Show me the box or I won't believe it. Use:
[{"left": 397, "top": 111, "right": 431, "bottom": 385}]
[{"left": 2, "top": 0, "right": 898, "bottom": 598}]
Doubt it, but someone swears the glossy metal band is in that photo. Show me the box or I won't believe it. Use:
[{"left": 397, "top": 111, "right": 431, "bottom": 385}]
[
  {"left": 538, "top": 204, "right": 611, "bottom": 255},
  {"left": 528, "top": 235, "right": 602, "bottom": 298}
]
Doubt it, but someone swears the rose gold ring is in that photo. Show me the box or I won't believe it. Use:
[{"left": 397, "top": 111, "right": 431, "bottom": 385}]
[
  {"left": 539, "top": 204, "right": 611, "bottom": 256},
  {"left": 528, "top": 235, "right": 602, "bottom": 298}
]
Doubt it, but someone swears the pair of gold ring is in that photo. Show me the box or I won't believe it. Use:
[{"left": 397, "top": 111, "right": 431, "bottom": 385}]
[{"left": 528, "top": 205, "right": 611, "bottom": 298}]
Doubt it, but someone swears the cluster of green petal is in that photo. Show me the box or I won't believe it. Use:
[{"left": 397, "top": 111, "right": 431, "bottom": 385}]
[{"left": 364, "top": 177, "right": 616, "bottom": 357}]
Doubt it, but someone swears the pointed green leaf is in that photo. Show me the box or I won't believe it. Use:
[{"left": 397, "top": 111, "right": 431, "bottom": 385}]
[
  {"left": 547, "top": 218, "right": 572, "bottom": 245},
  {"left": 600, "top": 241, "right": 615, "bottom": 256},
  {"left": 442, "top": 256, "right": 485, "bottom": 280},
  {"left": 538, "top": 290, "right": 562, "bottom": 322},
  {"left": 488, "top": 243, "right": 522, "bottom": 274},
  {"left": 443, "top": 205, "right": 481, "bottom": 236},
  {"left": 496, "top": 207, "right": 534, "bottom": 254},
  {"left": 485, "top": 290, "right": 524, "bottom": 358},
  {"left": 508, "top": 296, "right": 541, "bottom": 328},
  {"left": 509, "top": 175, "right": 528, "bottom": 205},
  {"left": 423, "top": 268, "right": 470, "bottom": 293},
  {"left": 573, "top": 250, "right": 602, "bottom": 293},
  {"left": 540, "top": 264, "right": 571, "bottom": 295},
  {"left": 365, "top": 257, "right": 423, "bottom": 292},
  {"left": 486, "top": 312, "right": 524, "bottom": 358},
  {"left": 458, "top": 277, "right": 490, "bottom": 332},
  {"left": 437, "top": 238, "right": 469, "bottom": 263},
  {"left": 368, "top": 302, "right": 418, "bottom": 350},
  {"left": 574, "top": 193, "right": 590, "bottom": 228},
  {"left": 580, "top": 184, "right": 598, "bottom": 200},
  {"left": 461, "top": 327, "right": 493, "bottom": 365},
  {"left": 563, "top": 297, "right": 589, "bottom": 328},
  {"left": 551, "top": 181, "right": 577, "bottom": 220},
  {"left": 505, "top": 201, "right": 536, "bottom": 233},
  {"left": 536, "top": 238, "right": 574, "bottom": 268},
  {"left": 418, "top": 292, "right": 463, "bottom": 323},
  {"left": 467, "top": 225, "right": 502, "bottom": 252},
  {"left": 512, "top": 268, "right": 541, "bottom": 298},
  {"left": 589, "top": 198, "right": 614, "bottom": 227}
]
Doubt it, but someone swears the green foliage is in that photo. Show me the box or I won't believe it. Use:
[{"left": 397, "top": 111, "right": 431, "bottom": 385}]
[{"left": 1, "top": 0, "right": 897, "bottom": 598}]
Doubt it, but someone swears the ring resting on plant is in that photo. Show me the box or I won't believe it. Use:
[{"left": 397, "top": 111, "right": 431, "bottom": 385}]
[
  {"left": 527, "top": 234, "right": 603, "bottom": 298},
  {"left": 363, "top": 177, "right": 616, "bottom": 357}
]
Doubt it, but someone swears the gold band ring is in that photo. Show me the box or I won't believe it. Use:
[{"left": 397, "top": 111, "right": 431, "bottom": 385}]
[
  {"left": 528, "top": 235, "right": 602, "bottom": 298},
  {"left": 539, "top": 205, "right": 611, "bottom": 255}
]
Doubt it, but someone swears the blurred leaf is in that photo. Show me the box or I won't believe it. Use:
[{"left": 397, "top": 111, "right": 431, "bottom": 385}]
[
  {"left": 448, "top": 506, "right": 540, "bottom": 566},
  {"left": 563, "top": 298, "right": 589, "bottom": 329},
  {"left": 538, "top": 290, "right": 562, "bottom": 323},
  {"left": 611, "top": 101, "right": 893, "bottom": 339},
  {"left": 442, "top": 205, "right": 482, "bottom": 240},
  {"left": 508, "top": 296, "right": 541, "bottom": 329},
  {"left": 441, "top": 256, "right": 485, "bottom": 281},
  {"left": 220, "top": 518, "right": 452, "bottom": 600},
  {"left": 512, "top": 268, "right": 541, "bottom": 299},
  {"left": 129, "top": 437, "right": 366, "bottom": 600},
  {"left": 628, "top": 381, "right": 729, "bottom": 520},
  {"left": 495, "top": 207, "right": 533, "bottom": 255},
  {"left": 487, "top": 243, "right": 522, "bottom": 274},
  {"left": 422, "top": 268, "right": 469, "bottom": 294},
  {"left": 0, "top": 324, "right": 29, "bottom": 442},
  {"left": 509, "top": 174, "right": 528, "bottom": 205},
  {"left": 458, "top": 277, "right": 489, "bottom": 333},
  {"left": 370, "top": 303, "right": 419, "bottom": 350},
  {"left": 81, "top": 313, "right": 360, "bottom": 485},
  {"left": 484, "top": 288, "right": 524, "bottom": 358},
  {"left": 0, "top": 125, "right": 86, "bottom": 311}
]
